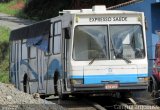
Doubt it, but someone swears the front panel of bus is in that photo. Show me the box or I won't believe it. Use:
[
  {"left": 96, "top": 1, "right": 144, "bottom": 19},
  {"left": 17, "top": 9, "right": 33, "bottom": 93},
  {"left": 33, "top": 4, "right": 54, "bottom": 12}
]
[{"left": 69, "top": 13, "right": 148, "bottom": 92}]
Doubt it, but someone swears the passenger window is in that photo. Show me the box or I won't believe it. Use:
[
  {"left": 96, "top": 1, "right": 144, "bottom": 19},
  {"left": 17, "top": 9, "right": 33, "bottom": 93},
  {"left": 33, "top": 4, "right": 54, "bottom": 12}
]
[
  {"left": 29, "top": 46, "right": 36, "bottom": 58},
  {"left": 53, "top": 21, "right": 61, "bottom": 54},
  {"left": 11, "top": 42, "right": 15, "bottom": 62},
  {"left": 22, "top": 43, "right": 28, "bottom": 59},
  {"left": 45, "top": 37, "right": 52, "bottom": 56}
]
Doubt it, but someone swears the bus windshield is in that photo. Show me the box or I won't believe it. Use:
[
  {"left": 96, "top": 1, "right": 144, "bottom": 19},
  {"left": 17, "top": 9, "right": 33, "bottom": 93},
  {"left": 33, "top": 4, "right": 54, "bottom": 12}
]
[
  {"left": 73, "top": 25, "right": 145, "bottom": 61},
  {"left": 110, "top": 25, "right": 145, "bottom": 60}
]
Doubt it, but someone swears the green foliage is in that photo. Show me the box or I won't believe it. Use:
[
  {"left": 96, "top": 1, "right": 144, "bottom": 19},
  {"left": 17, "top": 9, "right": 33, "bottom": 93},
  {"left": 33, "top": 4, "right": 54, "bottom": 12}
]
[
  {"left": 16, "top": 9, "right": 30, "bottom": 19},
  {"left": 0, "top": 71, "right": 9, "bottom": 83},
  {"left": 23, "top": 0, "right": 71, "bottom": 20},
  {"left": 0, "top": 0, "right": 22, "bottom": 15},
  {"left": 0, "top": 26, "right": 10, "bottom": 42},
  {"left": 0, "top": 26, "right": 10, "bottom": 83},
  {"left": 0, "top": 0, "right": 68, "bottom": 20}
]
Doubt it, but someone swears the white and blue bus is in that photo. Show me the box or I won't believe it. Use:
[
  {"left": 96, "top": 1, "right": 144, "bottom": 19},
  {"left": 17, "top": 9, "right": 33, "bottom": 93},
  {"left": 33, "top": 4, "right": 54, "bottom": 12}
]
[{"left": 9, "top": 6, "right": 148, "bottom": 99}]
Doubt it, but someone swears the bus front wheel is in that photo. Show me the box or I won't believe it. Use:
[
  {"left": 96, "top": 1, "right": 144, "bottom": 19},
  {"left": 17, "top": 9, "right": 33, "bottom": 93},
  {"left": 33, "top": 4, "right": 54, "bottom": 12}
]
[
  {"left": 150, "top": 78, "right": 160, "bottom": 105},
  {"left": 57, "top": 79, "right": 69, "bottom": 100}
]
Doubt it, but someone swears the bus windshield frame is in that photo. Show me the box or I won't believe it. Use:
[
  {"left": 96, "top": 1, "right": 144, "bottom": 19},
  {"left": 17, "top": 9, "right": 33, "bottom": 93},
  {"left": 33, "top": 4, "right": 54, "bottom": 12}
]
[{"left": 72, "top": 24, "right": 145, "bottom": 61}]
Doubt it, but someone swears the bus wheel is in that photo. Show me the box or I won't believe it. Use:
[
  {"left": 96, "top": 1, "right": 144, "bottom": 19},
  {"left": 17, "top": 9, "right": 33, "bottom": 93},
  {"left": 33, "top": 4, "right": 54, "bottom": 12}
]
[
  {"left": 151, "top": 80, "right": 160, "bottom": 105},
  {"left": 23, "top": 76, "right": 30, "bottom": 93},
  {"left": 57, "top": 79, "right": 69, "bottom": 100},
  {"left": 40, "top": 94, "right": 46, "bottom": 99},
  {"left": 120, "top": 91, "right": 132, "bottom": 98}
]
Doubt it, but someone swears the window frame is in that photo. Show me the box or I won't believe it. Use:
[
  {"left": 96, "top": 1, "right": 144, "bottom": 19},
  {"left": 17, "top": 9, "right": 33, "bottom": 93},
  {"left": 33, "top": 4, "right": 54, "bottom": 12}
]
[
  {"left": 45, "top": 36, "right": 52, "bottom": 56},
  {"left": 11, "top": 41, "right": 15, "bottom": 63},
  {"left": 109, "top": 24, "right": 146, "bottom": 60},
  {"left": 52, "top": 21, "right": 62, "bottom": 54},
  {"left": 21, "top": 41, "right": 28, "bottom": 60},
  {"left": 72, "top": 25, "right": 109, "bottom": 61},
  {"left": 72, "top": 24, "right": 145, "bottom": 61},
  {"left": 28, "top": 46, "right": 37, "bottom": 59}
]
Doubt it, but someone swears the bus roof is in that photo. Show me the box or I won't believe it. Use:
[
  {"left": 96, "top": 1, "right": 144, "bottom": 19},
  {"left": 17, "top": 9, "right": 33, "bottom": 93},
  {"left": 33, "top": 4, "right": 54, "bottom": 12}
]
[{"left": 10, "top": 19, "right": 50, "bottom": 41}]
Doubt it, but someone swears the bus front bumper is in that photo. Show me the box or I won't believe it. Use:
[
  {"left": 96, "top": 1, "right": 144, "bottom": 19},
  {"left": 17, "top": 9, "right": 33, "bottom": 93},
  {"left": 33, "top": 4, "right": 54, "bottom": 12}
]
[{"left": 71, "top": 83, "right": 148, "bottom": 93}]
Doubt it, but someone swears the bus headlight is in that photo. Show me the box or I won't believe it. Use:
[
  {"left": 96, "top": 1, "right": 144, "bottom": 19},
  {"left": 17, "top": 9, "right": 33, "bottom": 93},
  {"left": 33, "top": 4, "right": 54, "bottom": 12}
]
[
  {"left": 138, "top": 77, "right": 148, "bottom": 82},
  {"left": 70, "top": 79, "right": 83, "bottom": 85}
]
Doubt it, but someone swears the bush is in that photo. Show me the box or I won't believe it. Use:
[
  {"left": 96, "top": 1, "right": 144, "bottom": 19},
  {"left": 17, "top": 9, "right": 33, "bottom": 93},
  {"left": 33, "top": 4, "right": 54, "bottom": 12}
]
[
  {"left": 23, "top": 0, "right": 71, "bottom": 20},
  {"left": 0, "top": 26, "right": 10, "bottom": 83},
  {"left": 0, "top": 71, "right": 9, "bottom": 83}
]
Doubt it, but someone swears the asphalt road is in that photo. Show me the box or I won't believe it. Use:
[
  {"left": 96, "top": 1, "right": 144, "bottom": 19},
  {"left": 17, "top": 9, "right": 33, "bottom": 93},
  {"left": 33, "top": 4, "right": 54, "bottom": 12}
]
[{"left": 0, "top": 13, "right": 35, "bottom": 30}]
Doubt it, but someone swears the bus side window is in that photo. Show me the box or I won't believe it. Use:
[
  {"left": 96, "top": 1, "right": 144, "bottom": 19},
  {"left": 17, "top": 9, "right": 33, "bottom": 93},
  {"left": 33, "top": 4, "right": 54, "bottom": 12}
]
[
  {"left": 53, "top": 21, "right": 61, "bottom": 54},
  {"left": 49, "top": 37, "right": 52, "bottom": 53},
  {"left": 22, "top": 43, "right": 28, "bottom": 60},
  {"left": 29, "top": 46, "right": 36, "bottom": 59},
  {"left": 11, "top": 42, "right": 15, "bottom": 62},
  {"left": 45, "top": 36, "right": 52, "bottom": 56}
]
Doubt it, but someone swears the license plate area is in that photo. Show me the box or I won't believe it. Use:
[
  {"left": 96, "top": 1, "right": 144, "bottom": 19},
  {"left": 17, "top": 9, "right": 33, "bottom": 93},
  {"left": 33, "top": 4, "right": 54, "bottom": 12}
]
[{"left": 105, "top": 84, "right": 118, "bottom": 89}]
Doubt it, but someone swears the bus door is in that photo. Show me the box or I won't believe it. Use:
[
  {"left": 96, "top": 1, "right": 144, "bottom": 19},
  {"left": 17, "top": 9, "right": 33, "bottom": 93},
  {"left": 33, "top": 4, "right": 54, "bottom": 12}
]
[
  {"left": 37, "top": 49, "right": 45, "bottom": 93},
  {"left": 15, "top": 43, "right": 20, "bottom": 89},
  {"left": 62, "top": 29, "right": 67, "bottom": 77},
  {"left": 61, "top": 27, "right": 70, "bottom": 92}
]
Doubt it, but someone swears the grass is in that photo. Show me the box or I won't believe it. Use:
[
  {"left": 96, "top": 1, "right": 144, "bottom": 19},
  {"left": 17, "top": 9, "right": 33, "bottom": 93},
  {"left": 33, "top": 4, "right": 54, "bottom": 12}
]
[
  {"left": 0, "top": 0, "right": 20, "bottom": 15},
  {"left": 0, "top": 26, "right": 10, "bottom": 42},
  {"left": 0, "top": 70, "right": 9, "bottom": 83},
  {"left": 0, "top": 26, "right": 10, "bottom": 83},
  {"left": 0, "top": 0, "right": 26, "bottom": 16}
]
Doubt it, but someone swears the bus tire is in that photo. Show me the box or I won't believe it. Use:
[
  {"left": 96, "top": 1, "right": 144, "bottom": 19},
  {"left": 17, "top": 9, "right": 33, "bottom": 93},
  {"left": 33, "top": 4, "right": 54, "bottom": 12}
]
[
  {"left": 57, "top": 79, "right": 69, "bottom": 100},
  {"left": 23, "top": 75, "right": 30, "bottom": 93},
  {"left": 150, "top": 78, "right": 160, "bottom": 105},
  {"left": 40, "top": 94, "right": 46, "bottom": 99},
  {"left": 120, "top": 91, "right": 132, "bottom": 98},
  {"left": 148, "top": 77, "right": 153, "bottom": 92}
]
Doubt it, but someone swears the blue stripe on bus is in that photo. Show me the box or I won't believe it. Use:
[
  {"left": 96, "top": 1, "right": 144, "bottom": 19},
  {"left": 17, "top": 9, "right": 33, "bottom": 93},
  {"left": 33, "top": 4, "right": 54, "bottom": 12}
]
[
  {"left": 19, "top": 59, "right": 62, "bottom": 80},
  {"left": 71, "top": 74, "right": 148, "bottom": 84},
  {"left": 71, "top": 76, "right": 84, "bottom": 79},
  {"left": 46, "top": 59, "right": 62, "bottom": 78},
  {"left": 20, "top": 60, "right": 38, "bottom": 79}
]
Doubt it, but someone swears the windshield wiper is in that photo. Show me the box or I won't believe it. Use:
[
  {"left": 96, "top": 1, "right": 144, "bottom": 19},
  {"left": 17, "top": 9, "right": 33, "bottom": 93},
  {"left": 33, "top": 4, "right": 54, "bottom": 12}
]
[
  {"left": 120, "top": 55, "right": 131, "bottom": 64},
  {"left": 110, "top": 39, "right": 131, "bottom": 64},
  {"left": 89, "top": 55, "right": 98, "bottom": 65},
  {"left": 112, "top": 49, "right": 132, "bottom": 63}
]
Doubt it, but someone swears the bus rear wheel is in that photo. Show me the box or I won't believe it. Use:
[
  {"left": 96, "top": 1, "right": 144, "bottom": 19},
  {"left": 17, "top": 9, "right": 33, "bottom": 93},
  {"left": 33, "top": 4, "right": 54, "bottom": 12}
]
[
  {"left": 57, "top": 79, "right": 69, "bottom": 100},
  {"left": 23, "top": 76, "right": 30, "bottom": 93}
]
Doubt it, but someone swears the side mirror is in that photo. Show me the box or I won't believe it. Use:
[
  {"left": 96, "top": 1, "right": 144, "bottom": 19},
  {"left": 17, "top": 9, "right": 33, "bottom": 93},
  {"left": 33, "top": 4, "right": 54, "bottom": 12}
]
[
  {"left": 65, "top": 28, "right": 70, "bottom": 39},
  {"left": 149, "top": 58, "right": 156, "bottom": 61},
  {"left": 145, "top": 19, "right": 148, "bottom": 31}
]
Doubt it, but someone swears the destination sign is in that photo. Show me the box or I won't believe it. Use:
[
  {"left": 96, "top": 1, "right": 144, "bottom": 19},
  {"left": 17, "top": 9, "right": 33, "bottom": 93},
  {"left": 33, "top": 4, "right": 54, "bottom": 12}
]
[
  {"left": 89, "top": 17, "right": 127, "bottom": 22},
  {"left": 75, "top": 15, "right": 141, "bottom": 24}
]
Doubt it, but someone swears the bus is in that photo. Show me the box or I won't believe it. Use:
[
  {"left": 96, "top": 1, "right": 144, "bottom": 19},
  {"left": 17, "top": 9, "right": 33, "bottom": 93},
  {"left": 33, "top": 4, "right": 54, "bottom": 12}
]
[{"left": 9, "top": 5, "right": 148, "bottom": 99}]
